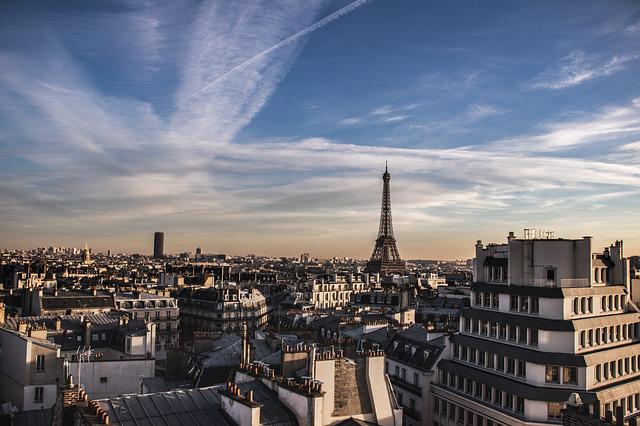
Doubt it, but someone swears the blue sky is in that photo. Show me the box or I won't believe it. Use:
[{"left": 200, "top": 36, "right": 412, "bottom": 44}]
[{"left": 1, "top": 0, "right": 639, "bottom": 259}]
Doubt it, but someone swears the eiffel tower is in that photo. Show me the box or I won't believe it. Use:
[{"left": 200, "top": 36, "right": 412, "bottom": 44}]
[{"left": 364, "top": 163, "right": 406, "bottom": 275}]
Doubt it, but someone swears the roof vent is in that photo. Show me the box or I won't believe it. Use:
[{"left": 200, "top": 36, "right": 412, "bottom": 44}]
[{"left": 567, "top": 392, "right": 582, "bottom": 407}]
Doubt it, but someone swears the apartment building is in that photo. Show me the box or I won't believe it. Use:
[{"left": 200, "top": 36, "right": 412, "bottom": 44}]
[
  {"left": 300, "top": 273, "right": 369, "bottom": 310},
  {"left": 430, "top": 233, "right": 639, "bottom": 425},
  {"left": 176, "top": 285, "right": 268, "bottom": 334},
  {"left": 113, "top": 292, "right": 179, "bottom": 351},
  {"left": 0, "top": 312, "right": 156, "bottom": 409},
  {"left": 24, "top": 288, "right": 114, "bottom": 316},
  {"left": 385, "top": 326, "right": 445, "bottom": 426}
]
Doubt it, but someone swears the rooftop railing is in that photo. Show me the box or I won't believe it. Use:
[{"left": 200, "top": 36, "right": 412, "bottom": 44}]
[{"left": 527, "top": 278, "right": 590, "bottom": 288}]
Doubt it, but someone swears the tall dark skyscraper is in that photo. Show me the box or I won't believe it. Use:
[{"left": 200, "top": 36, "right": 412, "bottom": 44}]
[
  {"left": 153, "top": 232, "right": 164, "bottom": 259},
  {"left": 364, "top": 164, "right": 406, "bottom": 275}
]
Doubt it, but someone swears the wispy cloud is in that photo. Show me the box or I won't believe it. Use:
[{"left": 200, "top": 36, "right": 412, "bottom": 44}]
[
  {"left": 339, "top": 117, "right": 361, "bottom": 125},
  {"left": 384, "top": 115, "right": 409, "bottom": 123},
  {"left": 524, "top": 51, "right": 638, "bottom": 90},
  {"left": 488, "top": 98, "right": 640, "bottom": 152},
  {"left": 625, "top": 20, "right": 640, "bottom": 34},
  {"left": 466, "top": 104, "right": 501, "bottom": 118}
]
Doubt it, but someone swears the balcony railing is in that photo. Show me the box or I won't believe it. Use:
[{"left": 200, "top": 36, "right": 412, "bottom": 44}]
[{"left": 527, "top": 279, "right": 590, "bottom": 288}]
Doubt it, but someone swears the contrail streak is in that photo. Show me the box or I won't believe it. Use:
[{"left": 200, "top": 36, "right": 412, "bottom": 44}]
[{"left": 183, "top": 0, "right": 371, "bottom": 100}]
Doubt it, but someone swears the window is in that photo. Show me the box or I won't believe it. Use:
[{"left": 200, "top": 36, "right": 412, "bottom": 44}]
[
  {"left": 484, "top": 386, "right": 492, "bottom": 401},
  {"left": 126, "top": 338, "right": 131, "bottom": 352},
  {"left": 516, "top": 397, "right": 525, "bottom": 414},
  {"left": 507, "top": 358, "right": 515, "bottom": 375},
  {"left": 505, "top": 393, "right": 513, "bottom": 410},
  {"left": 510, "top": 295, "right": 518, "bottom": 311},
  {"left": 546, "top": 268, "right": 556, "bottom": 283},
  {"left": 474, "top": 382, "right": 482, "bottom": 398},
  {"left": 573, "top": 298, "right": 580, "bottom": 315},
  {"left": 474, "top": 292, "right": 482, "bottom": 306},
  {"left": 397, "top": 392, "right": 403, "bottom": 406},
  {"left": 493, "top": 389, "right": 503, "bottom": 406},
  {"left": 395, "top": 365, "right": 400, "bottom": 377},
  {"left": 508, "top": 324, "right": 516, "bottom": 342},
  {"left": 563, "top": 367, "right": 577, "bottom": 385},
  {"left": 490, "top": 322, "right": 497, "bottom": 338},
  {"left": 487, "top": 352, "right": 495, "bottom": 369},
  {"left": 497, "top": 355, "right": 505, "bottom": 371},
  {"left": 492, "top": 293, "right": 499, "bottom": 308},
  {"left": 35, "top": 355, "right": 45, "bottom": 372},
  {"left": 499, "top": 323, "right": 507, "bottom": 339},
  {"left": 483, "top": 293, "right": 491, "bottom": 307},
  {"left": 414, "top": 372, "right": 420, "bottom": 386},
  {"left": 100, "top": 377, "right": 108, "bottom": 383},
  {"left": 548, "top": 402, "right": 563, "bottom": 419},
  {"left": 34, "top": 386, "right": 44, "bottom": 404},
  {"left": 518, "top": 327, "right": 528, "bottom": 344},
  {"left": 545, "top": 366, "right": 560, "bottom": 383},
  {"left": 531, "top": 297, "right": 539, "bottom": 313},
  {"left": 530, "top": 329, "right": 538, "bottom": 346},
  {"left": 520, "top": 296, "right": 529, "bottom": 312},
  {"left": 517, "top": 360, "right": 526, "bottom": 378},
  {"left": 156, "top": 311, "right": 160, "bottom": 319},
  {"left": 595, "top": 364, "right": 602, "bottom": 382}
]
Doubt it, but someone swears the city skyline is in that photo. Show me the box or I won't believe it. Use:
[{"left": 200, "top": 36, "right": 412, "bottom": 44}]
[{"left": 1, "top": 0, "right": 640, "bottom": 259}]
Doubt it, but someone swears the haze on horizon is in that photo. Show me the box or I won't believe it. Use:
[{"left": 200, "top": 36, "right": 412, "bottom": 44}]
[{"left": 1, "top": 0, "right": 639, "bottom": 260}]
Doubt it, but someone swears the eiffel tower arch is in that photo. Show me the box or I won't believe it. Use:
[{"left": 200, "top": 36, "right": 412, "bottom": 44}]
[{"left": 364, "top": 164, "right": 406, "bottom": 275}]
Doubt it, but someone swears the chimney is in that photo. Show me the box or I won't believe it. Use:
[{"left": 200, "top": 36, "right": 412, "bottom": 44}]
[
  {"left": 83, "top": 318, "right": 92, "bottom": 346},
  {"left": 507, "top": 231, "right": 515, "bottom": 241}
]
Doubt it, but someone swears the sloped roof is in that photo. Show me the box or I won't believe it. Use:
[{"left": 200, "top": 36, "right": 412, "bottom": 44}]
[
  {"left": 235, "top": 381, "right": 298, "bottom": 426},
  {"left": 93, "top": 386, "right": 233, "bottom": 426},
  {"left": 385, "top": 326, "right": 444, "bottom": 372}
]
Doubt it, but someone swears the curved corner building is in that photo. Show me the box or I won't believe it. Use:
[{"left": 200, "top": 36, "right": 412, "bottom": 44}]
[{"left": 430, "top": 232, "right": 640, "bottom": 425}]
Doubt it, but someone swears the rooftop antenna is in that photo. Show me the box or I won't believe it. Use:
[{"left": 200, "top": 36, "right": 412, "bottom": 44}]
[{"left": 76, "top": 345, "right": 93, "bottom": 397}]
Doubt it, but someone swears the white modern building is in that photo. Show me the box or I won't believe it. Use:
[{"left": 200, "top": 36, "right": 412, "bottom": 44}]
[{"left": 430, "top": 232, "right": 640, "bottom": 425}]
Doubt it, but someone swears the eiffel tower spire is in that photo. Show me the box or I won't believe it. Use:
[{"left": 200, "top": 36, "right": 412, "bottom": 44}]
[{"left": 365, "top": 164, "right": 405, "bottom": 275}]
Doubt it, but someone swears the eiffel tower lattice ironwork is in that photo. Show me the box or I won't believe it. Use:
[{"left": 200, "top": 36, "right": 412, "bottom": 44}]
[{"left": 364, "top": 163, "right": 406, "bottom": 274}]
